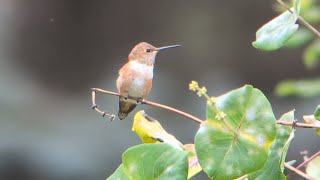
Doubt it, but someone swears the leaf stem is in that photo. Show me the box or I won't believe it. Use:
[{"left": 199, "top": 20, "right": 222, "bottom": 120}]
[
  {"left": 276, "top": 0, "right": 320, "bottom": 39},
  {"left": 91, "top": 88, "right": 204, "bottom": 124}
]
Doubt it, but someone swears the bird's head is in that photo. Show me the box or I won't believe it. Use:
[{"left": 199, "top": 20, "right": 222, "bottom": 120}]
[{"left": 128, "top": 42, "right": 180, "bottom": 65}]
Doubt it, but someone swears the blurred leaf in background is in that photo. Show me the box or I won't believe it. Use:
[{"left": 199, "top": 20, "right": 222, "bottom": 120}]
[
  {"left": 283, "top": 28, "right": 314, "bottom": 48},
  {"left": 303, "top": 39, "right": 320, "bottom": 69},
  {"left": 275, "top": 79, "right": 320, "bottom": 97}
]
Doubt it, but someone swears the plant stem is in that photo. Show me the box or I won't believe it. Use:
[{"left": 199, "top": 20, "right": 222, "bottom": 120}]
[
  {"left": 277, "top": 120, "right": 320, "bottom": 129},
  {"left": 276, "top": 0, "right": 320, "bottom": 39},
  {"left": 284, "top": 162, "right": 313, "bottom": 180},
  {"left": 296, "top": 150, "right": 320, "bottom": 169},
  {"left": 141, "top": 99, "right": 204, "bottom": 123},
  {"left": 92, "top": 88, "right": 320, "bottom": 129},
  {"left": 91, "top": 88, "right": 204, "bottom": 124}
]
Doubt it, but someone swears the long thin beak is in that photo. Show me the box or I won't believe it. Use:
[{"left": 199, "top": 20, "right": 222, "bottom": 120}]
[{"left": 156, "top": 45, "right": 181, "bottom": 51}]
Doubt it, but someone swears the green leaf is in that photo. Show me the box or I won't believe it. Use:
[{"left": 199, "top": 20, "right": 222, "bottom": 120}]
[
  {"left": 195, "top": 85, "right": 277, "bottom": 180},
  {"left": 314, "top": 105, "right": 320, "bottom": 120},
  {"left": 283, "top": 28, "right": 314, "bottom": 48},
  {"left": 248, "top": 111, "right": 295, "bottom": 180},
  {"left": 107, "top": 144, "right": 188, "bottom": 180},
  {"left": 303, "top": 40, "right": 320, "bottom": 69},
  {"left": 306, "top": 156, "right": 320, "bottom": 180},
  {"left": 275, "top": 79, "right": 320, "bottom": 97},
  {"left": 253, "top": 9, "right": 299, "bottom": 51},
  {"left": 293, "top": 0, "right": 301, "bottom": 14}
]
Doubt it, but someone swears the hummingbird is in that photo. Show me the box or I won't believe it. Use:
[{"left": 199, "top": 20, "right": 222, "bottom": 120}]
[{"left": 116, "top": 42, "right": 181, "bottom": 120}]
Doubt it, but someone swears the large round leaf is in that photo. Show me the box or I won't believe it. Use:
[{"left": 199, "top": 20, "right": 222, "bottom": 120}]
[
  {"left": 107, "top": 144, "right": 188, "bottom": 180},
  {"left": 195, "top": 85, "right": 276, "bottom": 179},
  {"left": 248, "top": 111, "right": 295, "bottom": 180}
]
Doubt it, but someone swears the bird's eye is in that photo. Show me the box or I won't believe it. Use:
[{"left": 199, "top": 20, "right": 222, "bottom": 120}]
[{"left": 146, "top": 48, "right": 151, "bottom": 52}]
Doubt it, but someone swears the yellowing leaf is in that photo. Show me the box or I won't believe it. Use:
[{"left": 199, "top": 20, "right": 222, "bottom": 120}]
[
  {"left": 303, "top": 115, "right": 320, "bottom": 135},
  {"left": 183, "top": 144, "right": 202, "bottom": 179},
  {"left": 249, "top": 111, "right": 295, "bottom": 180},
  {"left": 132, "top": 110, "right": 183, "bottom": 150}
]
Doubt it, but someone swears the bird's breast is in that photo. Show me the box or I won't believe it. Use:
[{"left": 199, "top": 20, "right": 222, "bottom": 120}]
[
  {"left": 130, "top": 61, "right": 154, "bottom": 79},
  {"left": 118, "top": 61, "right": 154, "bottom": 98}
]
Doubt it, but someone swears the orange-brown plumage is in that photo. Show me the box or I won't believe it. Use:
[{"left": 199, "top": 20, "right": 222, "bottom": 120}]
[{"left": 116, "top": 42, "right": 180, "bottom": 120}]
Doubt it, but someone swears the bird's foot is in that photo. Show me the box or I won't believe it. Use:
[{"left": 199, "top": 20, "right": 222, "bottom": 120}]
[{"left": 136, "top": 97, "right": 143, "bottom": 104}]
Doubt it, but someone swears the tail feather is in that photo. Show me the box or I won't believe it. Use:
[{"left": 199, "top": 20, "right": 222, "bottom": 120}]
[{"left": 118, "top": 97, "right": 137, "bottom": 120}]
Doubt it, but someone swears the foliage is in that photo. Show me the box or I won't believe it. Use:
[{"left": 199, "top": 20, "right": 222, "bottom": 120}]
[
  {"left": 107, "top": 83, "right": 298, "bottom": 179},
  {"left": 275, "top": 79, "right": 320, "bottom": 97},
  {"left": 195, "top": 85, "right": 276, "bottom": 179},
  {"left": 103, "top": 0, "right": 320, "bottom": 179},
  {"left": 107, "top": 144, "right": 188, "bottom": 180},
  {"left": 268, "top": 0, "right": 320, "bottom": 97},
  {"left": 248, "top": 111, "right": 294, "bottom": 180}
]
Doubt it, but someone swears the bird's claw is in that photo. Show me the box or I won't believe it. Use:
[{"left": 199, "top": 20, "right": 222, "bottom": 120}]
[{"left": 136, "top": 98, "right": 143, "bottom": 104}]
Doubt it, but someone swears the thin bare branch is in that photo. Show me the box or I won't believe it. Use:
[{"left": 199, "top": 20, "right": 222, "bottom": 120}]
[
  {"left": 91, "top": 89, "right": 115, "bottom": 121},
  {"left": 91, "top": 88, "right": 204, "bottom": 124},
  {"left": 276, "top": 0, "right": 320, "bottom": 39},
  {"left": 276, "top": 120, "right": 320, "bottom": 129},
  {"left": 296, "top": 150, "right": 320, "bottom": 169},
  {"left": 141, "top": 100, "right": 204, "bottom": 123},
  {"left": 92, "top": 88, "right": 320, "bottom": 128},
  {"left": 284, "top": 162, "right": 313, "bottom": 180}
]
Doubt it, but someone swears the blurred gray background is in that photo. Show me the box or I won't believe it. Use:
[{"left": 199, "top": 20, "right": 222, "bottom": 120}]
[{"left": 0, "top": 0, "right": 319, "bottom": 179}]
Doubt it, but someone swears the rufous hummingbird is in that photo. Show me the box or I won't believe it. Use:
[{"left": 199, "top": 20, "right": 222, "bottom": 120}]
[{"left": 116, "top": 42, "right": 181, "bottom": 120}]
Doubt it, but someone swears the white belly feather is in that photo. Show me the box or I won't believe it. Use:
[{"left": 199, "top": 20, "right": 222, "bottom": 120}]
[{"left": 128, "top": 61, "right": 153, "bottom": 97}]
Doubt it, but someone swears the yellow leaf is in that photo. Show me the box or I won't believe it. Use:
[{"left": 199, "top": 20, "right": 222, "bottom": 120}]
[
  {"left": 303, "top": 115, "right": 320, "bottom": 135},
  {"left": 183, "top": 144, "right": 202, "bottom": 179},
  {"left": 132, "top": 111, "right": 183, "bottom": 150}
]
